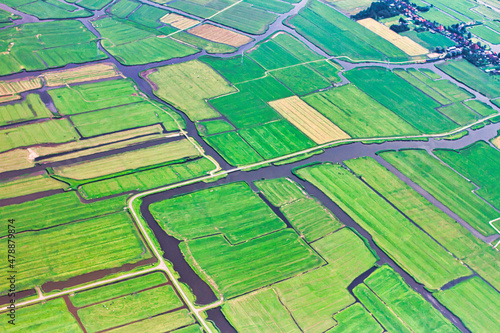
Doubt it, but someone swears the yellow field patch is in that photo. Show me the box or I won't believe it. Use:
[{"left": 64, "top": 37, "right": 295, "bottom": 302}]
[
  {"left": 42, "top": 63, "right": 123, "bottom": 87},
  {"left": 0, "top": 95, "right": 21, "bottom": 104},
  {"left": 269, "top": 96, "right": 350, "bottom": 144},
  {"left": 0, "top": 76, "right": 42, "bottom": 97},
  {"left": 160, "top": 13, "right": 200, "bottom": 30},
  {"left": 358, "top": 18, "right": 429, "bottom": 56},
  {"left": 188, "top": 24, "right": 253, "bottom": 47},
  {"left": 492, "top": 136, "right": 500, "bottom": 149}
]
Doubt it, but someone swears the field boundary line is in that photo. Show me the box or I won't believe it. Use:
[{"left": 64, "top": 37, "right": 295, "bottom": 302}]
[{"left": 489, "top": 217, "right": 500, "bottom": 248}]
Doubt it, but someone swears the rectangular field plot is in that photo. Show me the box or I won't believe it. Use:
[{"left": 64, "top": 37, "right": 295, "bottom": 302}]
[
  {"left": 380, "top": 149, "right": 499, "bottom": 235},
  {"left": 107, "top": 310, "right": 195, "bottom": 333},
  {"left": 0, "top": 298, "right": 81, "bottom": 332},
  {"left": 290, "top": 0, "right": 409, "bottom": 62},
  {"left": 463, "top": 100, "right": 496, "bottom": 116},
  {"left": 327, "top": 303, "right": 382, "bottom": 333},
  {"left": 303, "top": 84, "right": 418, "bottom": 138},
  {"left": 49, "top": 79, "right": 143, "bottom": 115},
  {"left": 150, "top": 182, "right": 285, "bottom": 244},
  {"left": 92, "top": 17, "right": 198, "bottom": 65},
  {"left": 437, "top": 59, "right": 500, "bottom": 99},
  {"left": 354, "top": 265, "right": 459, "bottom": 332},
  {"left": 273, "top": 228, "right": 378, "bottom": 332},
  {"left": 145, "top": 60, "right": 236, "bottom": 121},
  {"left": 435, "top": 277, "right": 500, "bottom": 333},
  {"left": 78, "top": 157, "right": 216, "bottom": 199},
  {"left": 271, "top": 64, "right": 331, "bottom": 96},
  {"left": 200, "top": 55, "right": 266, "bottom": 84},
  {"left": 401, "top": 30, "right": 455, "bottom": 50},
  {"left": 357, "top": 18, "right": 428, "bottom": 56},
  {"left": 295, "top": 162, "right": 471, "bottom": 290},
  {"left": 0, "top": 171, "right": 66, "bottom": 200},
  {"left": 181, "top": 229, "right": 324, "bottom": 298},
  {"left": 434, "top": 141, "right": 500, "bottom": 209},
  {"left": 0, "top": 212, "right": 150, "bottom": 294},
  {"left": 269, "top": 96, "right": 350, "bottom": 144},
  {"left": 239, "top": 120, "right": 316, "bottom": 160},
  {"left": 254, "top": 177, "right": 307, "bottom": 207},
  {"left": 197, "top": 119, "right": 234, "bottom": 136},
  {"left": 204, "top": 131, "right": 263, "bottom": 166},
  {"left": 161, "top": 13, "right": 200, "bottom": 29},
  {"left": 43, "top": 62, "right": 121, "bottom": 87},
  {"left": 222, "top": 288, "right": 301, "bottom": 333},
  {"left": 52, "top": 139, "right": 200, "bottom": 181},
  {"left": 188, "top": 24, "right": 253, "bottom": 47},
  {"left": 438, "top": 102, "right": 481, "bottom": 125},
  {"left": 345, "top": 67, "right": 459, "bottom": 133},
  {"left": 78, "top": 285, "right": 184, "bottom": 333},
  {"left": 0, "top": 76, "right": 42, "bottom": 98},
  {"left": 0, "top": 118, "right": 79, "bottom": 153},
  {"left": 0, "top": 94, "right": 52, "bottom": 126},
  {"left": 345, "top": 156, "right": 500, "bottom": 290},
  {"left": 0, "top": 192, "right": 126, "bottom": 237}
]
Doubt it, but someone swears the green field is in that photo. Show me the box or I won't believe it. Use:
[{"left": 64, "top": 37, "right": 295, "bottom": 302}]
[
  {"left": 0, "top": 118, "right": 78, "bottom": 153},
  {"left": 239, "top": 120, "right": 316, "bottom": 159},
  {"left": 307, "top": 59, "right": 342, "bottom": 83},
  {"left": 92, "top": 16, "right": 198, "bottom": 65},
  {"left": 108, "top": 0, "right": 139, "bottom": 17},
  {"left": 379, "top": 149, "right": 499, "bottom": 235},
  {"left": 345, "top": 156, "right": 500, "bottom": 289},
  {"left": 438, "top": 102, "right": 481, "bottom": 125},
  {"left": 356, "top": 265, "right": 459, "bottom": 332},
  {"left": 150, "top": 182, "right": 285, "bottom": 244},
  {"left": 146, "top": 60, "right": 236, "bottom": 121},
  {"left": 463, "top": 100, "right": 496, "bottom": 116},
  {"left": 0, "top": 298, "right": 81, "bottom": 332},
  {"left": 345, "top": 68, "right": 459, "bottom": 133},
  {"left": 0, "top": 212, "right": 150, "bottom": 294},
  {"left": 197, "top": 119, "right": 235, "bottom": 136},
  {"left": 0, "top": 94, "right": 53, "bottom": 126},
  {"left": 0, "top": 192, "right": 126, "bottom": 237},
  {"left": 271, "top": 64, "right": 331, "bottom": 96},
  {"left": 173, "top": 32, "right": 236, "bottom": 54},
  {"left": 0, "top": 171, "right": 66, "bottom": 200},
  {"left": 0, "top": 20, "right": 106, "bottom": 75},
  {"left": 49, "top": 79, "right": 144, "bottom": 115},
  {"left": 303, "top": 84, "right": 419, "bottom": 138},
  {"left": 254, "top": 177, "right": 307, "bottom": 207},
  {"left": 236, "top": 76, "right": 293, "bottom": 102},
  {"left": 436, "top": 59, "right": 500, "bottom": 99},
  {"left": 436, "top": 277, "right": 500, "bottom": 333},
  {"left": 200, "top": 55, "right": 266, "bottom": 84},
  {"left": 14, "top": 1, "right": 91, "bottom": 20},
  {"left": 295, "top": 162, "right": 471, "bottom": 290},
  {"left": 328, "top": 303, "right": 382, "bottom": 333},
  {"left": 222, "top": 288, "right": 300, "bottom": 333},
  {"left": 274, "top": 228, "right": 378, "bottom": 332},
  {"left": 470, "top": 25, "right": 500, "bottom": 44},
  {"left": 70, "top": 272, "right": 168, "bottom": 307},
  {"left": 289, "top": 0, "right": 409, "bottom": 62},
  {"left": 79, "top": 157, "right": 216, "bottom": 199},
  {"left": 78, "top": 285, "right": 183, "bottom": 333},
  {"left": 126, "top": 2, "right": 168, "bottom": 28},
  {"left": 208, "top": 2, "right": 278, "bottom": 34},
  {"left": 204, "top": 132, "right": 264, "bottom": 166},
  {"left": 108, "top": 310, "right": 195, "bottom": 333},
  {"left": 394, "top": 69, "right": 451, "bottom": 105},
  {"left": 402, "top": 30, "right": 455, "bottom": 50},
  {"left": 407, "top": 68, "right": 474, "bottom": 102},
  {"left": 434, "top": 141, "right": 500, "bottom": 209},
  {"left": 70, "top": 101, "right": 183, "bottom": 137},
  {"left": 181, "top": 229, "right": 324, "bottom": 298}
]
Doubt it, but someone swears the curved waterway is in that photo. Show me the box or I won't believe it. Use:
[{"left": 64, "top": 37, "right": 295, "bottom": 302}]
[{"left": 1, "top": 1, "right": 500, "bottom": 331}]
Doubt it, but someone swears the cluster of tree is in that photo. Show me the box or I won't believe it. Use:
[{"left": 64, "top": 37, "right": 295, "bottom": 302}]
[
  {"left": 463, "top": 47, "right": 491, "bottom": 66},
  {"left": 352, "top": 2, "right": 399, "bottom": 20},
  {"left": 390, "top": 17, "right": 409, "bottom": 32},
  {"left": 414, "top": 4, "right": 430, "bottom": 12}
]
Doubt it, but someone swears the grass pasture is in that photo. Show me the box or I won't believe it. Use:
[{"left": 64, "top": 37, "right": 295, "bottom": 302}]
[
  {"left": 108, "top": 310, "right": 195, "bottom": 333},
  {"left": 435, "top": 277, "right": 500, "bottom": 333},
  {"left": 0, "top": 298, "right": 81, "bottom": 332},
  {"left": 271, "top": 64, "right": 331, "bottom": 96},
  {"left": 197, "top": 119, "right": 234, "bottom": 136},
  {"left": 345, "top": 68, "right": 459, "bottom": 133},
  {"left": 436, "top": 59, "right": 500, "bottom": 99},
  {"left": 150, "top": 182, "right": 284, "bottom": 244},
  {"left": 0, "top": 171, "right": 66, "bottom": 200},
  {"left": 239, "top": 120, "right": 316, "bottom": 160},
  {"left": 254, "top": 177, "right": 307, "bottom": 207},
  {"left": 356, "top": 265, "right": 459, "bottom": 332},
  {"left": 209, "top": 2, "right": 278, "bottom": 35},
  {"left": 78, "top": 285, "right": 183, "bottom": 333},
  {"left": 0, "top": 212, "right": 150, "bottom": 294},
  {"left": 53, "top": 139, "right": 200, "bottom": 181},
  {"left": 127, "top": 3, "right": 168, "bottom": 28},
  {"left": 146, "top": 60, "right": 236, "bottom": 121},
  {"left": 0, "top": 94, "right": 52, "bottom": 126},
  {"left": 380, "top": 149, "right": 499, "bottom": 235},
  {"left": 438, "top": 102, "right": 481, "bottom": 125},
  {"left": 401, "top": 30, "right": 455, "bottom": 50},
  {"left": 463, "top": 100, "right": 496, "bottom": 116},
  {"left": 204, "top": 131, "right": 263, "bottom": 166},
  {"left": 222, "top": 288, "right": 300, "bottom": 333},
  {"left": 188, "top": 24, "right": 253, "bottom": 47},
  {"left": 394, "top": 69, "right": 450, "bottom": 105},
  {"left": 181, "top": 229, "right": 324, "bottom": 298},
  {"left": 328, "top": 303, "right": 382, "bottom": 333},
  {"left": 434, "top": 141, "right": 500, "bottom": 209},
  {"left": 269, "top": 96, "right": 350, "bottom": 144},
  {"left": 0, "top": 192, "right": 126, "bottom": 237},
  {"left": 303, "top": 84, "right": 419, "bottom": 138},
  {"left": 295, "top": 162, "right": 471, "bottom": 290},
  {"left": 171, "top": 32, "right": 236, "bottom": 54},
  {"left": 274, "top": 228, "right": 377, "bottom": 332},
  {"left": 200, "top": 55, "right": 266, "bottom": 84},
  {"left": 78, "top": 157, "right": 216, "bottom": 199},
  {"left": 235, "top": 76, "right": 293, "bottom": 102},
  {"left": 470, "top": 25, "right": 500, "bottom": 44},
  {"left": 0, "top": 119, "right": 78, "bottom": 153},
  {"left": 15, "top": 1, "right": 92, "bottom": 19}
]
